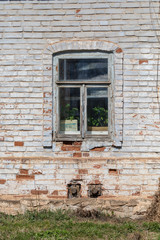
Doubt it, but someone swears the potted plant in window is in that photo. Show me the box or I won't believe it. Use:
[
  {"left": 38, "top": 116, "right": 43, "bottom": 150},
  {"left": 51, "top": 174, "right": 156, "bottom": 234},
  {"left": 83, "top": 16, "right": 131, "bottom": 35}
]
[
  {"left": 88, "top": 106, "right": 108, "bottom": 131},
  {"left": 60, "top": 104, "right": 79, "bottom": 132}
]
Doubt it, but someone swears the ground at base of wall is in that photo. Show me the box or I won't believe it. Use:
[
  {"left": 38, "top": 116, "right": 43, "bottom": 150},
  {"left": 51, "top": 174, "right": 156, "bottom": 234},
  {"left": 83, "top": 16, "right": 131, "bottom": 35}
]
[
  {"left": 0, "top": 195, "right": 152, "bottom": 219},
  {"left": 1, "top": 210, "right": 160, "bottom": 240}
]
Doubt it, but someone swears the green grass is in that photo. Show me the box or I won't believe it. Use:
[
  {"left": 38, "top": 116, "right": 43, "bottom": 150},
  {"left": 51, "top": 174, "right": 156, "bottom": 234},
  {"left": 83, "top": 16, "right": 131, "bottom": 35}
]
[{"left": 0, "top": 210, "right": 160, "bottom": 240}]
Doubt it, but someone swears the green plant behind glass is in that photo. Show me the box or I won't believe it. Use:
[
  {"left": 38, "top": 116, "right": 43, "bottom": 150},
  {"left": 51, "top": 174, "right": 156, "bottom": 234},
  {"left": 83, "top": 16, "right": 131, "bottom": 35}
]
[
  {"left": 61, "top": 104, "right": 79, "bottom": 121},
  {"left": 88, "top": 106, "right": 108, "bottom": 127}
]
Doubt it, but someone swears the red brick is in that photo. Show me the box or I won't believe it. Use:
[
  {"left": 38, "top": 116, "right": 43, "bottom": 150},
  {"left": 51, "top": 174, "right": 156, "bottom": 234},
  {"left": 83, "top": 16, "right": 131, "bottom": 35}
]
[
  {"left": 43, "top": 92, "right": 52, "bottom": 98},
  {"left": 91, "top": 147, "right": 105, "bottom": 151},
  {"left": 52, "top": 190, "right": 58, "bottom": 196},
  {"left": 61, "top": 145, "right": 81, "bottom": 151},
  {"left": 32, "top": 170, "right": 42, "bottom": 175},
  {"left": 31, "top": 190, "right": 48, "bottom": 195},
  {"left": 132, "top": 191, "right": 140, "bottom": 196},
  {"left": 0, "top": 179, "right": 6, "bottom": 184},
  {"left": 73, "top": 152, "right": 82, "bottom": 157},
  {"left": 139, "top": 59, "right": 148, "bottom": 64},
  {"left": 20, "top": 169, "right": 28, "bottom": 175},
  {"left": 16, "top": 175, "right": 34, "bottom": 180},
  {"left": 94, "top": 164, "right": 102, "bottom": 169},
  {"left": 73, "top": 141, "right": 82, "bottom": 146},
  {"left": 79, "top": 169, "right": 88, "bottom": 174},
  {"left": 83, "top": 152, "right": 89, "bottom": 157},
  {"left": 0, "top": 137, "right": 4, "bottom": 141},
  {"left": 116, "top": 48, "right": 123, "bottom": 53},
  {"left": 14, "top": 141, "right": 24, "bottom": 147},
  {"left": 76, "top": 9, "right": 81, "bottom": 14}
]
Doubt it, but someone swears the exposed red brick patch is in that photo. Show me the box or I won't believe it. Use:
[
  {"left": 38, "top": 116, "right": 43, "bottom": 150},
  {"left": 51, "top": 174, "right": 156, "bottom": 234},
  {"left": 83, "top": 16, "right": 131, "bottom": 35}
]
[
  {"left": 73, "top": 152, "right": 82, "bottom": 157},
  {"left": 94, "top": 164, "right": 102, "bottom": 169},
  {"left": 116, "top": 48, "right": 123, "bottom": 53},
  {"left": 52, "top": 190, "right": 58, "bottom": 196},
  {"left": 61, "top": 145, "right": 81, "bottom": 151},
  {"left": 32, "top": 170, "right": 42, "bottom": 175},
  {"left": 31, "top": 190, "right": 48, "bottom": 195},
  {"left": 89, "top": 180, "right": 101, "bottom": 185},
  {"left": 76, "top": 9, "right": 81, "bottom": 14},
  {"left": 14, "top": 141, "right": 24, "bottom": 147},
  {"left": 0, "top": 137, "right": 4, "bottom": 141},
  {"left": 46, "top": 67, "right": 51, "bottom": 70},
  {"left": 43, "top": 108, "right": 52, "bottom": 114},
  {"left": 79, "top": 169, "right": 88, "bottom": 174},
  {"left": 139, "top": 131, "right": 143, "bottom": 135},
  {"left": 73, "top": 141, "right": 82, "bottom": 146},
  {"left": 133, "top": 114, "right": 137, "bottom": 118},
  {"left": 83, "top": 152, "right": 89, "bottom": 157},
  {"left": 75, "top": 175, "right": 82, "bottom": 180},
  {"left": 20, "top": 169, "right": 28, "bottom": 175},
  {"left": 43, "top": 92, "right": 52, "bottom": 98},
  {"left": 44, "top": 127, "right": 52, "bottom": 131},
  {"left": 147, "top": 196, "right": 154, "bottom": 199},
  {"left": 16, "top": 175, "right": 34, "bottom": 180},
  {"left": 115, "top": 185, "right": 120, "bottom": 190},
  {"left": 132, "top": 191, "right": 140, "bottom": 196},
  {"left": 109, "top": 169, "right": 119, "bottom": 175},
  {"left": 139, "top": 59, "right": 148, "bottom": 64},
  {"left": 91, "top": 146, "right": 105, "bottom": 151},
  {"left": 0, "top": 179, "right": 6, "bottom": 184}
]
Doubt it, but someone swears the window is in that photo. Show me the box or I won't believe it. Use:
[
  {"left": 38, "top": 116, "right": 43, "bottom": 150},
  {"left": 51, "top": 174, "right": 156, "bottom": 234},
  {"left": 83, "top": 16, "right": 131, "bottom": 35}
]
[{"left": 53, "top": 51, "right": 114, "bottom": 141}]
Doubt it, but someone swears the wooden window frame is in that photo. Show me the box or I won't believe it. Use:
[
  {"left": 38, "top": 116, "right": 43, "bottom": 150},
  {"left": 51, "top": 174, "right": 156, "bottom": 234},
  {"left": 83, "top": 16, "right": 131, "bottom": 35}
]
[{"left": 53, "top": 51, "right": 114, "bottom": 142}]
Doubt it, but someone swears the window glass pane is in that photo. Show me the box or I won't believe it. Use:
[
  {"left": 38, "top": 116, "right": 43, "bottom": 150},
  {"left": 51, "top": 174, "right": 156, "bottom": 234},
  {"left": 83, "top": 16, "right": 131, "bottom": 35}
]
[
  {"left": 59, "top": 59, "right": 108, "bottom": 81},
  {"left": 87, "top": 87, "right": 108, "bottom": 134},
  {"left": 59, "top": 88, "right": 80, "bottom": 134}
]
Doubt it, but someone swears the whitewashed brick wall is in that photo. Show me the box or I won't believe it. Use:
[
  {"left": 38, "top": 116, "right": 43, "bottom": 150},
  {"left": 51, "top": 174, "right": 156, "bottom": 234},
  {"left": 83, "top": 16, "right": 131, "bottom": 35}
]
[{"left": 0, "top": 0, "right": 159, "bottom": 157}]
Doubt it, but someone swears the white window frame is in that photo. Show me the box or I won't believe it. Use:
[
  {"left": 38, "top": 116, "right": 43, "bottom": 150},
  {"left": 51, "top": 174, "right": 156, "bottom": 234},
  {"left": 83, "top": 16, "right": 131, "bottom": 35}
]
[{"left": 53, "top": 51, "right": 114, "bottom": 142}]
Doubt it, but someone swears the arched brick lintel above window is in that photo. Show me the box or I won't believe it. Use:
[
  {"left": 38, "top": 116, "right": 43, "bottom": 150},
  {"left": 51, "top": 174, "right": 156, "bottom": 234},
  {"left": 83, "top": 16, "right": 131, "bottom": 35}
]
[{"left": 42, "top": 40, "right": 124, "bottom": 148}]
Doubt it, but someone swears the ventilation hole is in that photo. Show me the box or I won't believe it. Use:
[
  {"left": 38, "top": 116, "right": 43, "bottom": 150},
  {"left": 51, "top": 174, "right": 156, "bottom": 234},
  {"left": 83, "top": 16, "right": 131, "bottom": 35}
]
[
  {"left": 88, "top": 184, "right": 102, "bottom": 198},
  {"left": 67, "top": 183, "right": 81, "bottom": 198}
]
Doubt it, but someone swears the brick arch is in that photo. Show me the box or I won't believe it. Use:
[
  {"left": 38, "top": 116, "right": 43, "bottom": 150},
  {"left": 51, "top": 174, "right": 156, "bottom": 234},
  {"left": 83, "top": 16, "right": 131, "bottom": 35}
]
[{"left": 42, "top": 40, "right": 123, "bottom": 147}]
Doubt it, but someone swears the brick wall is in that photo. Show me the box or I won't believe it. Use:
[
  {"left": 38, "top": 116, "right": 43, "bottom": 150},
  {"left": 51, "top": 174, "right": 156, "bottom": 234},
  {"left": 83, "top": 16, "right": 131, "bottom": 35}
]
[
  {"left": 0, "top": 157, "right": 158, "bottom": 218},
  {"left": 0, "top": 0, "right": 160, "bottom": 217}
]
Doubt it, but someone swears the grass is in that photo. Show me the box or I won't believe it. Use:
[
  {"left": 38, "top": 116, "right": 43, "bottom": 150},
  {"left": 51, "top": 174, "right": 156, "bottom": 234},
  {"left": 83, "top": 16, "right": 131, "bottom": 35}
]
[{"left": 0, "top": 210, "right": 160, "bottom": 240}]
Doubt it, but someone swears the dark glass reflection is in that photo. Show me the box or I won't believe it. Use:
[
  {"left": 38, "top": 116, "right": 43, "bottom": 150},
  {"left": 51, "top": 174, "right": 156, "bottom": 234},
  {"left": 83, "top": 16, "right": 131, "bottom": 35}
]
[
  {"left": 87, "top": 88, "right": 108, "bottom": 132},
  {"left": 59, "top": 58, "right": 108, "bottom": 81},
  {"left": 59, "top": 88, "right": 80, "bottom": 133}
]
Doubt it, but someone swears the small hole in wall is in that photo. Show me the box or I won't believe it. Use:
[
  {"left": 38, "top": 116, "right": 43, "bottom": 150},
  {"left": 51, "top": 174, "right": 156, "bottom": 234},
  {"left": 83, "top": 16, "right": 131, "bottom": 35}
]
[
  {"left": 88, "top": 184, "right": 102, "bottom": 198},
  {"left": 67, "top": 183, "right": 81, "bottom": 198},
  {"left": 63, "top": 141, "right": 73, "bottom": 145},
  {"left": 109, "top": 169, "right": 118, "bottom": 174}
]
